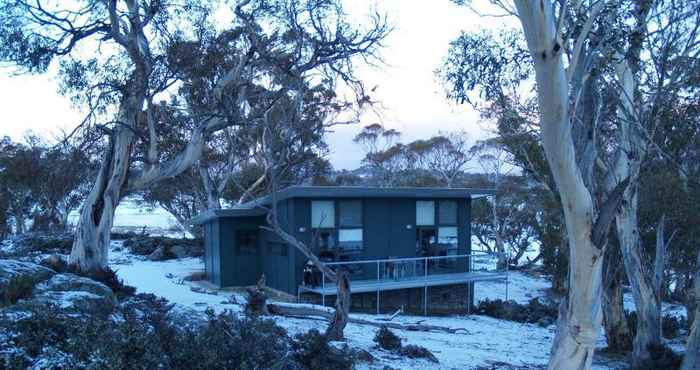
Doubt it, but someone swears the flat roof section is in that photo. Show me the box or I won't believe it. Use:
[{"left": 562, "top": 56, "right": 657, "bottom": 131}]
[
  {"left": 190, "top": 185, "right": 496, "bottom": 224},
  {"left": 241, "top": 185, "right": 496, "bottom": 208}
]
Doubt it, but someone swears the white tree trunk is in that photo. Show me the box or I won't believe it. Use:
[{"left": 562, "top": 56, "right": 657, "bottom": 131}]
[
  {"left": 613, "top": 55, "right": 662, "bottom": 365},
  {"left": 514, "top": 2, "right": 604, "bottom": 369},
  {"left": 682, "top": 253, "right": 700, "bottom": 370},
  {"left": 70, "top": 126, "right": 134, "bottom": 271}
]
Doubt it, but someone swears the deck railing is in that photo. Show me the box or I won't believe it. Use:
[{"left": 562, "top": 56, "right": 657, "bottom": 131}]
[{"left": 301, "top": 252, "right": 508, "bottom": 315}]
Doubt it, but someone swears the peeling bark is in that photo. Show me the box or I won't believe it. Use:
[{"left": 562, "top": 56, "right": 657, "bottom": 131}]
[
  {"left": 325, "top": 269, "right": 350, "bottom": 341},
  {"left": 514, "top": 2, "right": 606, "bottom": 368},
  {"left": 602, "top": 243, "right": 632, "bottom": 352},
  {"left": 70, "top": 120, "right": 135, "bottom": 271},
  {"left": 682, "top": 254, "right": 700, "bottom": 370}
]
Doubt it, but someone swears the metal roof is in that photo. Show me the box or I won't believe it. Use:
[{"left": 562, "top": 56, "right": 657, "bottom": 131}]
[
  {"left": 189, "top": 207, "right": 267, "bottom": 225},
  {"left": 190, "top": 185, "right": 495, "bottom": 224}
]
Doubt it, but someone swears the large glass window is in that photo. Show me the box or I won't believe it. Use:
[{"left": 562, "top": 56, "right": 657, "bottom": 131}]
[
  {"left": 338, "top": 200, "right": 362, "bottom": 227},
  {"left": 339, "top": 200, "right": 363, "bottom": 252},
  {"left": 311, "top": 200, "right": 335, "bottom": 228},
  {"left": 416, "top": 201, "right": 435, "bottom": 226},
  {"left": 438, "top": 226, "right": 458, "bottom": 255},
  {"left": 338, "top": 228, "right": 363, "bottom": 251},
  {"left": 438, "top": 200, "right": 457, "bottom": 225}
]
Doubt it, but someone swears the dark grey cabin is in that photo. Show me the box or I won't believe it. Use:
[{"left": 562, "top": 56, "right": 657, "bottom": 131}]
[{"left": 191, "top": 186, "right": 496, "bottom": 302}]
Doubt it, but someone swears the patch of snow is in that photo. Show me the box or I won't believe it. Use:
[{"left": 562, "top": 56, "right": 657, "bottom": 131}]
[
  {"left": 109, "top": 241, "right": 243, "bottom": 314},
  {"left": 623, "top": 290, "right": 688, "bottom": 319},
  {"left": 109, "top": 241, "right": 627, "bottom": 369},
  {"left": 475, "top": 271, "right": 552, "bottom": 304}
]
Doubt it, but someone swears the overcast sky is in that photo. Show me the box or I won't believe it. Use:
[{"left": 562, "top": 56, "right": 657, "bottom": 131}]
[{"left": 0, "top": 0, "right": 513, "bottom": 170}]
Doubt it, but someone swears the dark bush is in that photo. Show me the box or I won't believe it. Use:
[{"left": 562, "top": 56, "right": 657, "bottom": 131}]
[
  {"left": 0, "top": 298, "right": 304, "bottom": 370},
  {"left": 1, "top": 274, "right": 35, "bottom": 307},
  {"left": 399, "top": 344, "right": 439, "bottom": 363},
  {"left": 625, "top": 311, "right": 688, "bottom": 339},
  {"left": 79, "top": 267, "right": 136, "bottom": 300},
  {"left": 292, "top": 329, "right": 355, "bottom": 370},
  {"left": 629, "top": 344, "right": 683, "bottom": 370},
  {"left": 374, "top": 326, "right": 402, "bottom": 350},
  {"left": 39, "top": 254, "right": 69, "bottom": 272},
  {"left": 1, "top": 233, "right": 73, "bottom": 258},
  {"left": 372, "top": 326, "right": 438, "bottom": 364},
  {"left": 473, "top": 298, "right": 558, "bottom": 324},
  {"left": 123, "top": 235, "right": 203, "bottom": 259}
]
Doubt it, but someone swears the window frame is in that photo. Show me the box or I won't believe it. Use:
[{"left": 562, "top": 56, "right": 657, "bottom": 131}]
[
  {"left": 235, "top": 229, "right": 259, "bottom": 256},
  {"left": 310, "top": 198, "right": 365, "bottom": 254}
]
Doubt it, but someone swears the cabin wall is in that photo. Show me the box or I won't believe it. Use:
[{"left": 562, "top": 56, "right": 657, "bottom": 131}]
[
  {"left": 217, "top": 216, "right": 265, "bottom": 287},
  {"left": 206, "top": 196, "right": 475, "bottom": 303}
]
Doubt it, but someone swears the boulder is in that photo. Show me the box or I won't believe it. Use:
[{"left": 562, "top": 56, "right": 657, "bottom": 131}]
[
  {"left": 30, "top": 273, "right": 116, "bottom": 314},
  {"left": 0, "top": 260, "right": 55, "bottom": 300},
  {"left": 148, "top": 246, "right": 165, "bottom": 261},
  {"left": 34, "top": 273, "right": 114, "bottom": 298},
  {"left": 170, "top": 245, "right": 188, "bottom": 259}
]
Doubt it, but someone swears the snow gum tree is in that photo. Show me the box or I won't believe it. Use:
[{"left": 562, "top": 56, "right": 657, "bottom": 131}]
[{"left": 0, "top": 0, "right": 389, "bottom": 272}]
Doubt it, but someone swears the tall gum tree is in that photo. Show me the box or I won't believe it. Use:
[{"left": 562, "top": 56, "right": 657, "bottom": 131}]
[{"left": 0, "top": 0, "right": 389, "bottom": 271}]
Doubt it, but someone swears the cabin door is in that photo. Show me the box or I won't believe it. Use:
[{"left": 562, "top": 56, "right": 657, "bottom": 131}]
[{"left": 416, "top": 227, "right": 437, "bottom": 257}]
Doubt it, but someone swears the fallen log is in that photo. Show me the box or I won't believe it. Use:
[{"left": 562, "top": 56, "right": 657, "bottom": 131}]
[{"left": 267, "top": 303, "right": 469, "bottom": 334}]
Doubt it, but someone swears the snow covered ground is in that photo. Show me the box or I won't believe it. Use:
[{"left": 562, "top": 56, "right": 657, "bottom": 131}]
[
  {"left": 108, "top": 240, "right": 634, "bottom": 369},
  {"left": 67, "top": 199, "right": 189, "bottom": 237}
]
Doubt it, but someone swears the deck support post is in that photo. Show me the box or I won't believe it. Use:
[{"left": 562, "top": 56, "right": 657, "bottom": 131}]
[
  {"left": 376, "top": 261, "right": 380, "bottom": 315},
  {"left": 424, "top": 257, "right": 428, "bottom": 316}
]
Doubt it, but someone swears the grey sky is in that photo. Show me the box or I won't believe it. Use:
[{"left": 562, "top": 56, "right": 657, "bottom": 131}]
[{"left": 0, "top": 0, "right": 512, "bottom": 170}]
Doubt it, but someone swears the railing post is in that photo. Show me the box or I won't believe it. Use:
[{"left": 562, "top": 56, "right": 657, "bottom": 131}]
[
  {"left": 423, "top": 257, "right": 428, "bottom": 316},
  {"left": 376, "top": 260, "right": 380, "bottom": 315}
]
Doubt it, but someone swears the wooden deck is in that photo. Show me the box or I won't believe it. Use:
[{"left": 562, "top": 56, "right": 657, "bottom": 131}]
[{"left": 298, "top": 271, "right": 507, "bottom": 296}]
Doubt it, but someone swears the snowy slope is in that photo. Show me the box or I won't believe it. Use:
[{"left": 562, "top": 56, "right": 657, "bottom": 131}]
[{"left": 108, "top": 240, "right": 632, "bottom": 370}]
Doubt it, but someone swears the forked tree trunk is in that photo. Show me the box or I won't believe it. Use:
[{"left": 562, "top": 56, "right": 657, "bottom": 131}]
[
  {"left": 602, "top": 244, "right": 632, "bottom": 352},
  {"left": 617, "top": 203, "right": 663, "bottom": 364},
  {"left": 613, "top": 55, "right": 664, "bottom": 365},
  {"left": 325, "top": 269, "right": 351, "bottom": 341},
  {"left": 70, "top": 126, "right": 134, "bottom": 271},
  {"left": 682, "top": 253, "right": 700, "bottom": 370},
  {"left": 514, "top": 2, "right": 605, "bottom": 368}
]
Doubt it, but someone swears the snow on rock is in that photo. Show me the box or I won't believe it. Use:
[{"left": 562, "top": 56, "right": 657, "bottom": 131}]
[{"left": 0, "top": 259, "right": 55, "bottom": 291}]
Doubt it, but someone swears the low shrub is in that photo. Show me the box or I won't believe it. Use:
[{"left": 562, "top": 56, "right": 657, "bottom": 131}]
[
  {"left": 0, "top": 298, "right": 307, "bottom": 370},
  {"left": 1, "top": 233, "right": 73, "bottom": 258},
  {"left": 1, "top": 274, "right": 35, "bottom": 307},
  {"left": 372, "top": 326, "right": 438, "bottom": 364},
  {"left": 292, "top": 329, "right": 355, "bottom": 370},
  {"left": 80, "top": 267, "right": 136, "bottom": 300},
  {"left": 399, "top": 344, "right": 439, "bottom": 363},
  {"left": 123, "top": 236, "right": 203, "bottom": 259},
  {"left": 625, "top": 311, "right": 688, "bottom": 340},
  {"left": 374, "top": 326, "right": 402, "bottom": 350},
  {"left": 473, "top": 298, "right": 558, "bottom": 324},
  {"left": 629, "top": 344, "right": 683, "bottom": 370}
]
